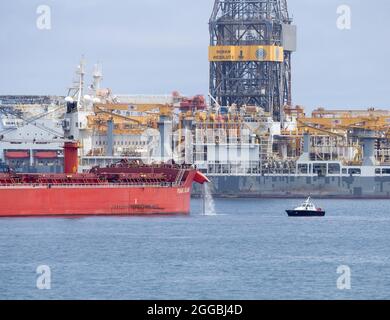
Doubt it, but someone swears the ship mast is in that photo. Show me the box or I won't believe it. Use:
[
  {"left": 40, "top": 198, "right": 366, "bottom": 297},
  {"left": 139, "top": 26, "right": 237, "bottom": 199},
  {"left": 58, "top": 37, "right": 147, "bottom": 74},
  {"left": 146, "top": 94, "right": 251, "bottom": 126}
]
[
  {"left": 77, "top": 57, "right": 86, "bottom": 108},
  {"left": 92, "top": 62, "right": 103, "bottom": 93},
  {"left": 66, "top": 56, "right": 86, "bottom": 110}
]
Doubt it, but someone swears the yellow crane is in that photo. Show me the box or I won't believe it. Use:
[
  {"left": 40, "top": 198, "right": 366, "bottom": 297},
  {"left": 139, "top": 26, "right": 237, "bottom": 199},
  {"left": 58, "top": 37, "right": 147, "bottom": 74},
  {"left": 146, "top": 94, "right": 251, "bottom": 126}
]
[{"left": 296, "top": 114, "right": 390, "bottom": 136}]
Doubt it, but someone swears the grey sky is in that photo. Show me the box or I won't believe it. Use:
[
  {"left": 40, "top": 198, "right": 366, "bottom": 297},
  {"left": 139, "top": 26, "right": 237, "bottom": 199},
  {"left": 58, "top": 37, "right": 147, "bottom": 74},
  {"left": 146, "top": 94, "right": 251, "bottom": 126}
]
[{"left": 0, "top": 0, "right": 389, "bottom": 112}]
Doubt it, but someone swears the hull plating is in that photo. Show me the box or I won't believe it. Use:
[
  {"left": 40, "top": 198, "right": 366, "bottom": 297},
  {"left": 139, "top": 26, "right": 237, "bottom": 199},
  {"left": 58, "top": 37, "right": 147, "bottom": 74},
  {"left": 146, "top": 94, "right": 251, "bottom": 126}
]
[
  {"left": 0, "top": 185, "right": 192, "bottom": 217},
  {"left": 286, "top": 210, "right": 326, "bottom": 217},
  {"left": 193, "top": 175, "right": 390, "bottom": 199}
]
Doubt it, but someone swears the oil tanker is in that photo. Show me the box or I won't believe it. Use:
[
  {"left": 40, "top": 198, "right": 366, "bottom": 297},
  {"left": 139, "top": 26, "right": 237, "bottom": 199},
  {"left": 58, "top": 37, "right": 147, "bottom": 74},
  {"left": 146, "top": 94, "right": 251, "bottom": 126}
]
[{"left": 0, "top": 142, "right": 209, "bottom": 217}]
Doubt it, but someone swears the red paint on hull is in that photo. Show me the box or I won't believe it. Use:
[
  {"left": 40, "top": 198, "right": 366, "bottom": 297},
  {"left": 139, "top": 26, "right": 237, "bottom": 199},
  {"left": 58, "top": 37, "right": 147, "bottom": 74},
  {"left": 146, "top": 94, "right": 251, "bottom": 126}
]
[
  {"left": 0, "top": 185, "right": 192, "bottom": 217},
  {"left": 0, "top": 164, "right": 209, "bottom": 217}
]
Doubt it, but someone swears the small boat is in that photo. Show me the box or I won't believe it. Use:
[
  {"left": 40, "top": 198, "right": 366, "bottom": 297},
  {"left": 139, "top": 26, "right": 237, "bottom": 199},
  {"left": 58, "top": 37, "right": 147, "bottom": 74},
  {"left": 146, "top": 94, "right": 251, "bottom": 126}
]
[{"left": 286, "top": 197, "right": 325, "bottom": 217}]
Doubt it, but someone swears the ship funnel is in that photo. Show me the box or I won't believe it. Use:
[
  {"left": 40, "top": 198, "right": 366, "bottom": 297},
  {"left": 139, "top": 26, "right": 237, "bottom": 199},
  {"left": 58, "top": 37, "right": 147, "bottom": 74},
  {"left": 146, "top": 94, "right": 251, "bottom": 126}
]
[
  {"left": 303, "top": 132, "right": 311, "bottom": 154},
  {"left": 298, "top": 132, "right": 311, "bottom": 162},
  {"left": 107, "top": 119, "right": 114, "bottom": 157},
  {"left": 64, "top": 142, "right": 79, "bottom": 174},
  {"left": 362, "top": 138, "right": 376, "bottom": 166},
  {"left": 349, "top": 129, "right": 378, "bottom": 166},
  {"left": 158, "top": 116, "right": 173, "bottom": 161}
]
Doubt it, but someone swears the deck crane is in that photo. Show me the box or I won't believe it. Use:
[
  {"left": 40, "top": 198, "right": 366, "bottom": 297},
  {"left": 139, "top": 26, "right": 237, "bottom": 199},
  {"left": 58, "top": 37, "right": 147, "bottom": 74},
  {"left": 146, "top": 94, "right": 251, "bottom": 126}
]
[
  {"left": 297, "top": 119, "right": 346, "bottom": 138},
  {"left": 88, "top": 103, "right": 174, "bottom": 135},
  {"left": 297, "top": 117, "right": 390, "bottom": 166}
]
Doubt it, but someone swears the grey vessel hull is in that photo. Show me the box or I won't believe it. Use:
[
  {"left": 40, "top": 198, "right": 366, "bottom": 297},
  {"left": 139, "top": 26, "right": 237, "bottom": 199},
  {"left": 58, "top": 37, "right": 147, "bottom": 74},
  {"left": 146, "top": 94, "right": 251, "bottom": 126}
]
[{"left": 193, "top": 175, "right": 390, "bottom": 199}]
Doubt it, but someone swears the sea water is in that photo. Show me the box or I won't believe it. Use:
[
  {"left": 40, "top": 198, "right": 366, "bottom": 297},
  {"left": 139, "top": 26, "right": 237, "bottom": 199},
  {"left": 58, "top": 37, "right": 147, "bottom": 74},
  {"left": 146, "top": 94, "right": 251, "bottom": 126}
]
[{"left": 0, "top": 198, "right": 389, "bottom": 300}]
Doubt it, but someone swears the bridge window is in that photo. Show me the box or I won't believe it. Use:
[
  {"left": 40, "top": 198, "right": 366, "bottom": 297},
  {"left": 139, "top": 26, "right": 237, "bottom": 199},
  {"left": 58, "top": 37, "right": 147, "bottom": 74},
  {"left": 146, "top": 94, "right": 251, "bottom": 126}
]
[
  {"left": 348, "top": 168, "right": 361, "bottom": 175},
  {"left": 382, "top": 169, "right": 390, "bottom": 175},
  {"left": 328, "top": 163, "right": 341, "bottom": 174},
  {"left": 313, "top": 163, "right": 327, "bottom": 177},
  {"left": 298, "top": 164, "right": 308, "bottom": 174}
]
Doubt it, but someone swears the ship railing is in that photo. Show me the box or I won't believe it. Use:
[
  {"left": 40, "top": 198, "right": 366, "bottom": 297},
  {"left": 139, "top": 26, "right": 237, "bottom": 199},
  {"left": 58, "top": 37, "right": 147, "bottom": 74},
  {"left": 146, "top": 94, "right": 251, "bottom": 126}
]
[
  {"left": 174, "top": 169, "right": 186, "bottom": 185},
  {"left": 202, "top": 161, "right": 263, "bottom": 175},
  {"left": 0, "top": 182, "right": 178, "bottom": 189}
]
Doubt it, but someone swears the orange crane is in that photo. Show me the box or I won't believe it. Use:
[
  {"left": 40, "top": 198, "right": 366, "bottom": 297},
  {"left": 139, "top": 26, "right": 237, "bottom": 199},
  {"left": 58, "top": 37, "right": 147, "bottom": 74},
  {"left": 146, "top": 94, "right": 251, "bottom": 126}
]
[
  {"left": 297, "top": 114, "right": 390, "bottom": 136},
  {"left": 87, "top": 103, "right": 174, "bottom": 135}
]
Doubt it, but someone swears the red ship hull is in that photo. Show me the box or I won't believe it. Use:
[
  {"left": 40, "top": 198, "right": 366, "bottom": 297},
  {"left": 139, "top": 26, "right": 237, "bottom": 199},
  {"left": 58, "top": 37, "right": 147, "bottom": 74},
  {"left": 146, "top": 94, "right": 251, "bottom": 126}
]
[
  {"left": 0, "top": 163, "right": 209, "bottom": 217},
  {"left": 0, "top": 185, "right": 192, "bottom": 217}
]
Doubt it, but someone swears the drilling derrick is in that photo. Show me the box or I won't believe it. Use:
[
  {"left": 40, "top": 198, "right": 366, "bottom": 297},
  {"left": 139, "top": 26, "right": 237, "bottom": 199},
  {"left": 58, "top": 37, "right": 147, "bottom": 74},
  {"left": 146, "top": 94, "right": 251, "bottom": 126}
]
[{"left": 209, "top": 0, "right": 296, "bottom": 121}]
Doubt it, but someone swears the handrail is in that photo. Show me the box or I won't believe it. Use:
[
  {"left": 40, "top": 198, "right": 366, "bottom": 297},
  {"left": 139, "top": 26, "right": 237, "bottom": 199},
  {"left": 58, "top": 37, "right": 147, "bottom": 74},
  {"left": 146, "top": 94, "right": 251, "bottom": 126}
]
[{"left": 0, "top": 182, "right": 183, "bottom": 189}]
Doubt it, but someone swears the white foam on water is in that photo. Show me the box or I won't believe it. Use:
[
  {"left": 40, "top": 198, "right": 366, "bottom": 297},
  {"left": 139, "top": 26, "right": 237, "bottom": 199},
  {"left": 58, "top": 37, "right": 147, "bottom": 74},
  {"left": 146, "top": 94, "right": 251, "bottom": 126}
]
[{"left": 203, "top": 183, "right": 217, "bottom": 216}]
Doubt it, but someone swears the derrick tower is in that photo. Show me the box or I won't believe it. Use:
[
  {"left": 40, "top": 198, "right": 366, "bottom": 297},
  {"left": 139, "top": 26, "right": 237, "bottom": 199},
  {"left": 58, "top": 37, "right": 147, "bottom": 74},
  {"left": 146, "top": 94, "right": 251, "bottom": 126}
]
[{"left": 209, "top": 0, "right": 296, "bottom": 121}]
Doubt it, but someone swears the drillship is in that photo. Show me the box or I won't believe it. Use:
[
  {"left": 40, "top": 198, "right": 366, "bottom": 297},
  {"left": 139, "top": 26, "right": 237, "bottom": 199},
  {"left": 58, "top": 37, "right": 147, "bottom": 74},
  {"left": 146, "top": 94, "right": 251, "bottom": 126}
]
[{"left": 197, "top": 0, "right": 390, "bottom": 199}]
